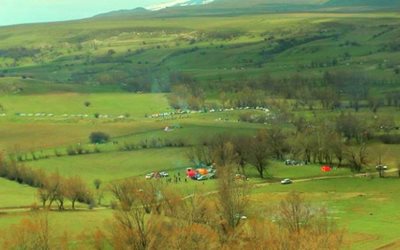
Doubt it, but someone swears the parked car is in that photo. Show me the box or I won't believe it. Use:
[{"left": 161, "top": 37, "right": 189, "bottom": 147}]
[
  {"left": 280, "top": 178, "right": 292, "bottom": 185},
  {"left": 159, "top": 171, "right": 169, "bottom": 177},
  {"left": 145, "top": 173, "right": 154, "bottom": 179},
  {"left": 284, "top": 159, "right": 304, "bottom": 166}
]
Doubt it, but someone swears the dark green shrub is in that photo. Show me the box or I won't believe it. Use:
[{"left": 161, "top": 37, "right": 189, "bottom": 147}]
[{"left": 90, "top": 132, "right": 110, "bottom": 144}]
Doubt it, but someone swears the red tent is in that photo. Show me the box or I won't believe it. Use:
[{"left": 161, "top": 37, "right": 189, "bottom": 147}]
[
  {"left": 186, "top": 168, "right": 196, "bottom": 178},
  {"left": 321, "top": 165, "right": 332, "bottom": 172}
]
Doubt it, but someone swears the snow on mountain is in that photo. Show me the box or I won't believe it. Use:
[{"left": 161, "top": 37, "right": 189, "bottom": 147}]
[{"left": 148, "top": 0, "right": 215, "bottom": 11}]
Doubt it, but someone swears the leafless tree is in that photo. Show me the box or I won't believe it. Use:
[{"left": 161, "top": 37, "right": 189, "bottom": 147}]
[
  {"left": 278, "top": 192, "right": 313, "bottom": 233},
  {"left": 347, "top": 144, "right": 369, "bottom": 173},
  {"left": 249, "top": 129, "right": 270, "bottom": 178}
]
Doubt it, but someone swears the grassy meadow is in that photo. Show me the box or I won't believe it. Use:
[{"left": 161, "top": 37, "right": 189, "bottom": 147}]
[{"left": 0, "top": 178, "right": 36, "bottom": 208}]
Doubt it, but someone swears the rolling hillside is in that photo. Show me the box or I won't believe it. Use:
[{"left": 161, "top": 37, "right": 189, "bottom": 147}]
[{"left": 0, "top": 2, "right": 399, "bottom": 95}]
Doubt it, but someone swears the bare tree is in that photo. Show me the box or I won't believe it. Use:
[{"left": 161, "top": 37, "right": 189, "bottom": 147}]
[
  {"left": 347, "top": 144, "right": 369, "bottom": 173},
  {"left": 38, "top": 188, "right": 51, "bottom": 208},
  {"left": 266, "top": 126, "right": 288, "bottom": 160},
  {"left": 186, "top": 143, "right": 213, "bottom": 167},
  {"left": 276, "top": 192, "right": 344, "bottom": 250},
  {"left": 278, "top": 192, "right": 313, "bottom": 233},
  {"left": 45, "top": 172, "right": 66, "bottom": 210},
  {"left": 232, "top": 135, "right": 251, "bottom": 174},
  {"left": 249, "top": 130, "right": 270, "bottom": 178},
  {"left": 65, "top": 176, "right": 91, "bottom": 210},
  {"left": 109, "top": 179, "right": 159, "bottom": 249}
]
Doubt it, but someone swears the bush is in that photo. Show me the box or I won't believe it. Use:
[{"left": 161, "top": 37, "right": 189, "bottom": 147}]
[
  {"left": 239, "top": 112, "right": 268, "bottom": 124},
  {"left": 377, "top": 134, "right": 400, "bottom": 144},
  {"left": 67, "top": 146, "right": 77, "bottom": 156},
  {"left": 90, "top": 132, "right": 110, "bottom": 144},
  {"left": 93, "top": 147, "right": 101, "bottom": 153}
]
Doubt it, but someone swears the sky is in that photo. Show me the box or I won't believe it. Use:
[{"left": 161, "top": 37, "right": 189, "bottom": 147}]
[{"left": 0, "top": 0, "right": 167, "bottom": 26}]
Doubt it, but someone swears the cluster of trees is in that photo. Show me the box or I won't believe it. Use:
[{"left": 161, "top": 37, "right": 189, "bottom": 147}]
[
  {"left": 188, "top": 132, "right": 281, "bottom": 178},
  {"left": 230, "top": 87, "right": 270, "bottom": 108},
  {"left": 168, "top": 73, "right": 205, "bottom": 110},
  {"left": 188, "top": 117, "right": 372, "bottom": 177},
  {"left": 205, "top": 70, "right": 400, "bottom": 114},
  {"left": 0, "top": 154, "right": 93, "bottom": 210},
  {"left": 168, "top": 84, "right": 205, "bottom": 110},
  {"left": 37, "top": 173, "right": 93, "bottom": 210},
  {"left": 335, "top": 112, "right": 399, "bottom": 143},
  {"left": 238, "top": 112, "right": 270, "bottom": 124}
]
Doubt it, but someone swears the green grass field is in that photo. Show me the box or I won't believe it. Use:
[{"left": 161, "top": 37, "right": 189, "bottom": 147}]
[
  {"left": 26, "top": 148, "right": 190, "bottom": 184},
  {"left": 252, "top": 177, "right": 400, "bottom": 249},
  {"left": 0, "top": 93, "right": 170, "bottom": 118},
  {"left": 0, "top": 178, "right": 37, "bottom": 208}
]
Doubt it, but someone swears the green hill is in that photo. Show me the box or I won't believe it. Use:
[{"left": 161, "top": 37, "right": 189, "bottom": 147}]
[{"left": 0, "top": 9, "right": 399, "bottom": 94}]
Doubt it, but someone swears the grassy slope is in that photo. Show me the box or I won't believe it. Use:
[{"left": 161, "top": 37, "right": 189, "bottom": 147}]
[
  {"left": 0, "top": 12, "right": 399, "bottom": 94},
  {"left": 26, "top": 148, "right": 190, "bottom": 184},
  {"left": 0, "top": 178, "right": 36, "bottom": 208}
]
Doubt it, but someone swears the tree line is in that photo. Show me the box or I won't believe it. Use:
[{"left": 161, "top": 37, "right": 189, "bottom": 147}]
[
  {"left": 168, "top": 70, "right": 400, "bottom": 113},
  {"left": 0, "top": 154, "right": 94, "bottom": 210}
]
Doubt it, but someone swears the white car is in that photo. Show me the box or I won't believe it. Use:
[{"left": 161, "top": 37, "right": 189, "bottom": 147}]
[
  {"left": 159, "top": 171, "right": 169, "bottom": 177},
  {"left": 280, "top": 178, "right": 292, "bottom": 185}
]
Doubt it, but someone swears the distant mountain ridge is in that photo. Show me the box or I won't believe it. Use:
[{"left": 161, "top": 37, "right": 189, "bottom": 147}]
[
  {"left": 93, "top": 0, "right": 400, "bottom": 20},
  {"left": 148, "top": 0, "right": 215, "bottom": 11},
  {"left": 325, "top": 0, "right": 400, "bottom": 6},
  {"left": 94, "top": 7, "right": 150, "bottom": 18}
]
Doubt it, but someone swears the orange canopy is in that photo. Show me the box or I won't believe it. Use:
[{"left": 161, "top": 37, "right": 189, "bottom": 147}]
[{"left": 197, "top": 168, "right": 208, "bottom": 175}]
